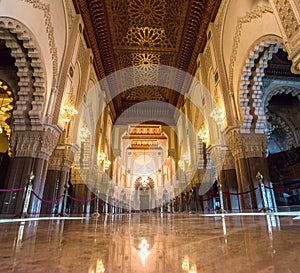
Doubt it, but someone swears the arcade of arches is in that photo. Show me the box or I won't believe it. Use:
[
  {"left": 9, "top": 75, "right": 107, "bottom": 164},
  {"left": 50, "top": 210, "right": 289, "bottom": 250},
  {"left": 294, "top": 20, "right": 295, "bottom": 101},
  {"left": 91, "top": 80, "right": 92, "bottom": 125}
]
[{"left": 0, "top": 0, "right": 300, "bottom": 217}]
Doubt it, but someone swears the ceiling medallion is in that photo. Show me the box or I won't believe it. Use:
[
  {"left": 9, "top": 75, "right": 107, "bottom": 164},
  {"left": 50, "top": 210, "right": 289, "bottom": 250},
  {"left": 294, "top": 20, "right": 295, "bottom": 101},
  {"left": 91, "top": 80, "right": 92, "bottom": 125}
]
[
  {"left": 120, "top": 26, "right": 172, "bottom": 48},
  {"left": 133, "top": 53, "right": 160, "bottom": 69},
  {"left": 128, "top": 0, "right": 166, "bottom": 27},
  {"left": 132, "top": 53, "right": 160, "bottom": 85}
]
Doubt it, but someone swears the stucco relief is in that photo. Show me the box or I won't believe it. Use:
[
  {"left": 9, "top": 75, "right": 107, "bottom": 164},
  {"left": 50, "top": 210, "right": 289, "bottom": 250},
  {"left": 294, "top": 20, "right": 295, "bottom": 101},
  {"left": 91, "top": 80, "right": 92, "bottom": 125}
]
[
  {"left": 22, "top": 0, "right": 58, "bottom": 80},
  {"left": 10, "top": 126, "right": 60, "bottom": 160},
  {"left": 226, "top": 128, "right": 268, "bottom": 159},
  {"left": 271, "top": 0, "right": 300, "bottom": 73}
]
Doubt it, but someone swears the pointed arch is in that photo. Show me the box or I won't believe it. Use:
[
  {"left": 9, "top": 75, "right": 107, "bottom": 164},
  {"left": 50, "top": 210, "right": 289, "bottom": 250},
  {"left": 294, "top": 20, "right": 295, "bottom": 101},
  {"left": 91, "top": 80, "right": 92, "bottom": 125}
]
[
  {"left": 0, "top": 17, "right": 47, "bottom": 130},
  {"left": 239, "top": 36, "right": 284, "bottom": 133}
]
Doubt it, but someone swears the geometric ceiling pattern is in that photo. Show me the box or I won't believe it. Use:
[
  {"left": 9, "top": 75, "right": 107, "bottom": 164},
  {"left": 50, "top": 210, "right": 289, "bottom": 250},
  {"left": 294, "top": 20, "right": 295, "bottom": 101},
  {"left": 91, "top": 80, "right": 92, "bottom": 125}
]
[{"left": 73, "top": 0, "right": 222, "bottom": 123}]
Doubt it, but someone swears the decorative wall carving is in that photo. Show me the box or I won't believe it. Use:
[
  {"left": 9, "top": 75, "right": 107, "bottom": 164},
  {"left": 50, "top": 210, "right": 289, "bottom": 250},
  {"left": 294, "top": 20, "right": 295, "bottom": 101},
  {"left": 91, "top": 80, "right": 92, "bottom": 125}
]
[
  {"left": 226, "top": 128, "right": 268, "bottom": 159},
  {"left": 22, "top": 0, "right": 58, "bottom": 80},
  {"left": 229, "top": 5, "right": 273, "bottom": 93},
  {"left": 48, "top": 144, "right": 78, "bottom": 172},
  {"left": 124, "top": 86, "right": 165, "bottom": 101},
  {"left": 10, "top": 126, "right": 61, "bottom": 160},
  {"left": 271, "top": 0, "right": 300, "bottom": 73}
]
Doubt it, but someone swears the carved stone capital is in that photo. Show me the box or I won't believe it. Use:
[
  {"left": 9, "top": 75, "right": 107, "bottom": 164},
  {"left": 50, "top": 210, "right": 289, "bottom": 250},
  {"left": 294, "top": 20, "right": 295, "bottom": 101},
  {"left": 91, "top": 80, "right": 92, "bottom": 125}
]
[
  {"left": 225, "top": 128, "right": 268, "bottom": 159},
  {"left": 10, "top": 125, "right": 61, "bottom": 160},
  {"left": 48, "top": 143, "right": 79, "bottom": 172},
  {"left": 207, "top": 145, "right": 228, "bottom": 174}
]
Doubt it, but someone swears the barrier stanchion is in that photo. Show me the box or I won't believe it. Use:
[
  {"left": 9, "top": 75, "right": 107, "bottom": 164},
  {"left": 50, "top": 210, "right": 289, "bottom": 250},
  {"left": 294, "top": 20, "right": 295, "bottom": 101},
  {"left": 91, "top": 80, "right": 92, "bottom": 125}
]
[
  {"left": 93, "top": 193, "right": 100, "bottom": 218},
  {"left": 60, "top": 184, "right": 69, "bottom": 216},
  {"left": 256, "top": 172, "right": 272, "bottom": 212},
  {"left": 217, "top": 181, "right": 227, "bottom": 213},
  {"left": 21, "top": 171, "right": 35, "bottom": 217}
]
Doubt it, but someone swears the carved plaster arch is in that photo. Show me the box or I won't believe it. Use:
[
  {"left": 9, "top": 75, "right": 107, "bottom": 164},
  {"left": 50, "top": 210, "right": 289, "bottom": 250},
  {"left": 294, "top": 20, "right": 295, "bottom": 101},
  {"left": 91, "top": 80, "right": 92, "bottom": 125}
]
[
  {"left": 267, "top": 112, "right": 294, "bottom": 149},
  {"left": 0, "top": 17, "right": 47, "bottom": 130},
  {"left": 263, "top": 86, "right": 300, "bottom": 112},
  {"left": 263, "top": 85, "right": 300, "bottom": 148},
  {"left": 239, "top": 36, "right": 284, "bottom": 133}
]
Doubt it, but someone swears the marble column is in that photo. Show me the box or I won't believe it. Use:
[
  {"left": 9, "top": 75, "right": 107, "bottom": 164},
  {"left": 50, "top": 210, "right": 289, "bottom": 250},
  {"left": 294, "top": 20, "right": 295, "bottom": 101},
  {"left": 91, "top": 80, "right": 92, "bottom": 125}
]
[
  {"left": 1, "top": 128, "right": 60, "bottom": 215},
  {"left": 41, "top": 143, "right": 78, "bottom": 215},
  {"left": 226, "top": 128, "right": 270, "bottom": 211},
  {"left": 218, "top": 151, "right": 239, "bottom": 211}
]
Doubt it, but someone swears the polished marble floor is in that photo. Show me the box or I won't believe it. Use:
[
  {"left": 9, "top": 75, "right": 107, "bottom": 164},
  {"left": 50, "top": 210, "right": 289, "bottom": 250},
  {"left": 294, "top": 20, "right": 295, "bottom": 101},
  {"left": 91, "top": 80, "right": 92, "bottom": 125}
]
[{"left": 0, "top": 212, "right": 299, "bottom": 273}]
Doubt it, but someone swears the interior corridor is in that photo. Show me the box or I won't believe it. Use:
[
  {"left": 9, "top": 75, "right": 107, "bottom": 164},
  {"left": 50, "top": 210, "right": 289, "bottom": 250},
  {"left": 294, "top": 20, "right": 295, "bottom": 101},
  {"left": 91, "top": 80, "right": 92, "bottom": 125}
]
[{"left": 0, "top": 212, "right": 299, "bottom": 273}]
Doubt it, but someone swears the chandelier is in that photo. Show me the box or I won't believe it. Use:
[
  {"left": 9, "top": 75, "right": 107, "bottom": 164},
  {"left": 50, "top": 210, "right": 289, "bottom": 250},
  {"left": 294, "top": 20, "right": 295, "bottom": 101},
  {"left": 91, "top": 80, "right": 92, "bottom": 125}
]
[
  {"left": 61, "top": 93, "right": 78, "bottom": 123},
  {"left": 96, "top": 259, "right": 105, "bottom": 273},
  {"left": 104, "top": 159, "right": 111, "bottom": 170},
  {"left": 197, "top": 126, "right": 209, "bottom": 142},
  {"left": 98, "top": 151, "right": 106, "bottom": 163},
  {"left": 0, "top": 80, "right": 13, "bottom": 140},
  {"left": 182, "top": 256, "right": 197, "bottom": 273},
  {"left": 178, "top": 160, "right": 184, "bottom": 169},
  {"left": 141, "top": 176, "right": 149, "bottom": 188},
  {"left": 210, "top": 107, "right": 224, "bottom": 125}
]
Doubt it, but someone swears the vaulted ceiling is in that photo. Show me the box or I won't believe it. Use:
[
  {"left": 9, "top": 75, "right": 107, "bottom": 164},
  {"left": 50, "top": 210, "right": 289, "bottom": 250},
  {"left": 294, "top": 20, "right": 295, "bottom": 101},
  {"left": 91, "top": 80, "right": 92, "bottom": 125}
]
[{"left": 73, "top": 0, "right": 221, "bottom": 124}]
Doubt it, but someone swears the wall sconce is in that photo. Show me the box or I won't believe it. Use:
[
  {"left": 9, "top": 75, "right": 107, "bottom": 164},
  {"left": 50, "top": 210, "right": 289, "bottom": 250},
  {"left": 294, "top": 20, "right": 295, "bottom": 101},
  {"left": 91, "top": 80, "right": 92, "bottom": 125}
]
[
  {"left": 61, "top": 93, "right": 78, "bottom": 123},
  {"left": 197, "top": 126, "right": 209, "bottom": 142},
  {"left": 79, "top": 122, "right": 90, "bottom": 142},
  {"left": 210, "top": 107, "right": 224, "bottom": 125}
]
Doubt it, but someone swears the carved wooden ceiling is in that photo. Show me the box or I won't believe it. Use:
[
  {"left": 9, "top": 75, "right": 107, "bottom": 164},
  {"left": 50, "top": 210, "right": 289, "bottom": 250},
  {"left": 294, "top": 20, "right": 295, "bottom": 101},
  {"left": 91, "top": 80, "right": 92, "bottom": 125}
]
[{"left": 73, "top": 0, "right": 221, "bottom": 124}]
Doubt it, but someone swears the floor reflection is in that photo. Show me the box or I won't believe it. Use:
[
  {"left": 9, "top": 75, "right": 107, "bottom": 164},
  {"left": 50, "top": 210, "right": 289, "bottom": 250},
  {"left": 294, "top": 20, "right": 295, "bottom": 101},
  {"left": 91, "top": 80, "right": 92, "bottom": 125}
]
[{"left": 0, "top": 213, "right": 299, "bottom": 273}]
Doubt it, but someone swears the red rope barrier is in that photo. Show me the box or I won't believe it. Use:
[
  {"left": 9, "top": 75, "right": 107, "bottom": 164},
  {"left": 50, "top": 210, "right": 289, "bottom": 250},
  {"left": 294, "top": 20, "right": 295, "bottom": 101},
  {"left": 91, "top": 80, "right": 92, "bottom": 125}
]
[
  {"left": 68, "top": 195, "right": 96, "bottom": 203},
  {"left": 265, "top": 183, "right": 300, "bottom": 191},
  {"left": 223, "top": 187, "right": 258, "bottom": 196},
  {"left": 0, "top": 187, "right": 25, "bottom": 192},
  {"left": 32, "top": 191, "right": 64, "bottom": 203}
]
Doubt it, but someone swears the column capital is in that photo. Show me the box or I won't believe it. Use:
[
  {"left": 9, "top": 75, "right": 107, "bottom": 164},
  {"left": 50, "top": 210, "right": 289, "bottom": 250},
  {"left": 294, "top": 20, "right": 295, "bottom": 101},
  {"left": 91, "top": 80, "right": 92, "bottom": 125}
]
[
  {"left": 10, "top": 125, "right": 62, "bottom": 160},
  {"left": 225, "top": 128, "right": 268, "bottom": 159},
  {"left": 48, "top": 143, "right": 79, "bottom": 172}
]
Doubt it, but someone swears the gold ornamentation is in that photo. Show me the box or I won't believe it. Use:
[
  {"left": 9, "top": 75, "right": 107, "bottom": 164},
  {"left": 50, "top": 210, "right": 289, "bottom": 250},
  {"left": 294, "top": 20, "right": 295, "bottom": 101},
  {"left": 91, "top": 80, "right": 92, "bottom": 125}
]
[
  {"left": 124, "top": 86, "right": 165, "bottom": 101},
  {"left": 121, "top": 26, "right": 172, "bottom": 48},
  {"left": 132, "top": 53, "right": 160, "bottom": 67},
  {"left": 128, "top": 0, "right": 166, "bottom": 27}
]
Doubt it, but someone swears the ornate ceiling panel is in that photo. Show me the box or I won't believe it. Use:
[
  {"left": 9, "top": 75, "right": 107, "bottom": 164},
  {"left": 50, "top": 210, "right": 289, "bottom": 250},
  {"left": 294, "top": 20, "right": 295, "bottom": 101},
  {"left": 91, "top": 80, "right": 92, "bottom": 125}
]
[{"left": 73, "top": 0, "right": 221, "bottom": 124}]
